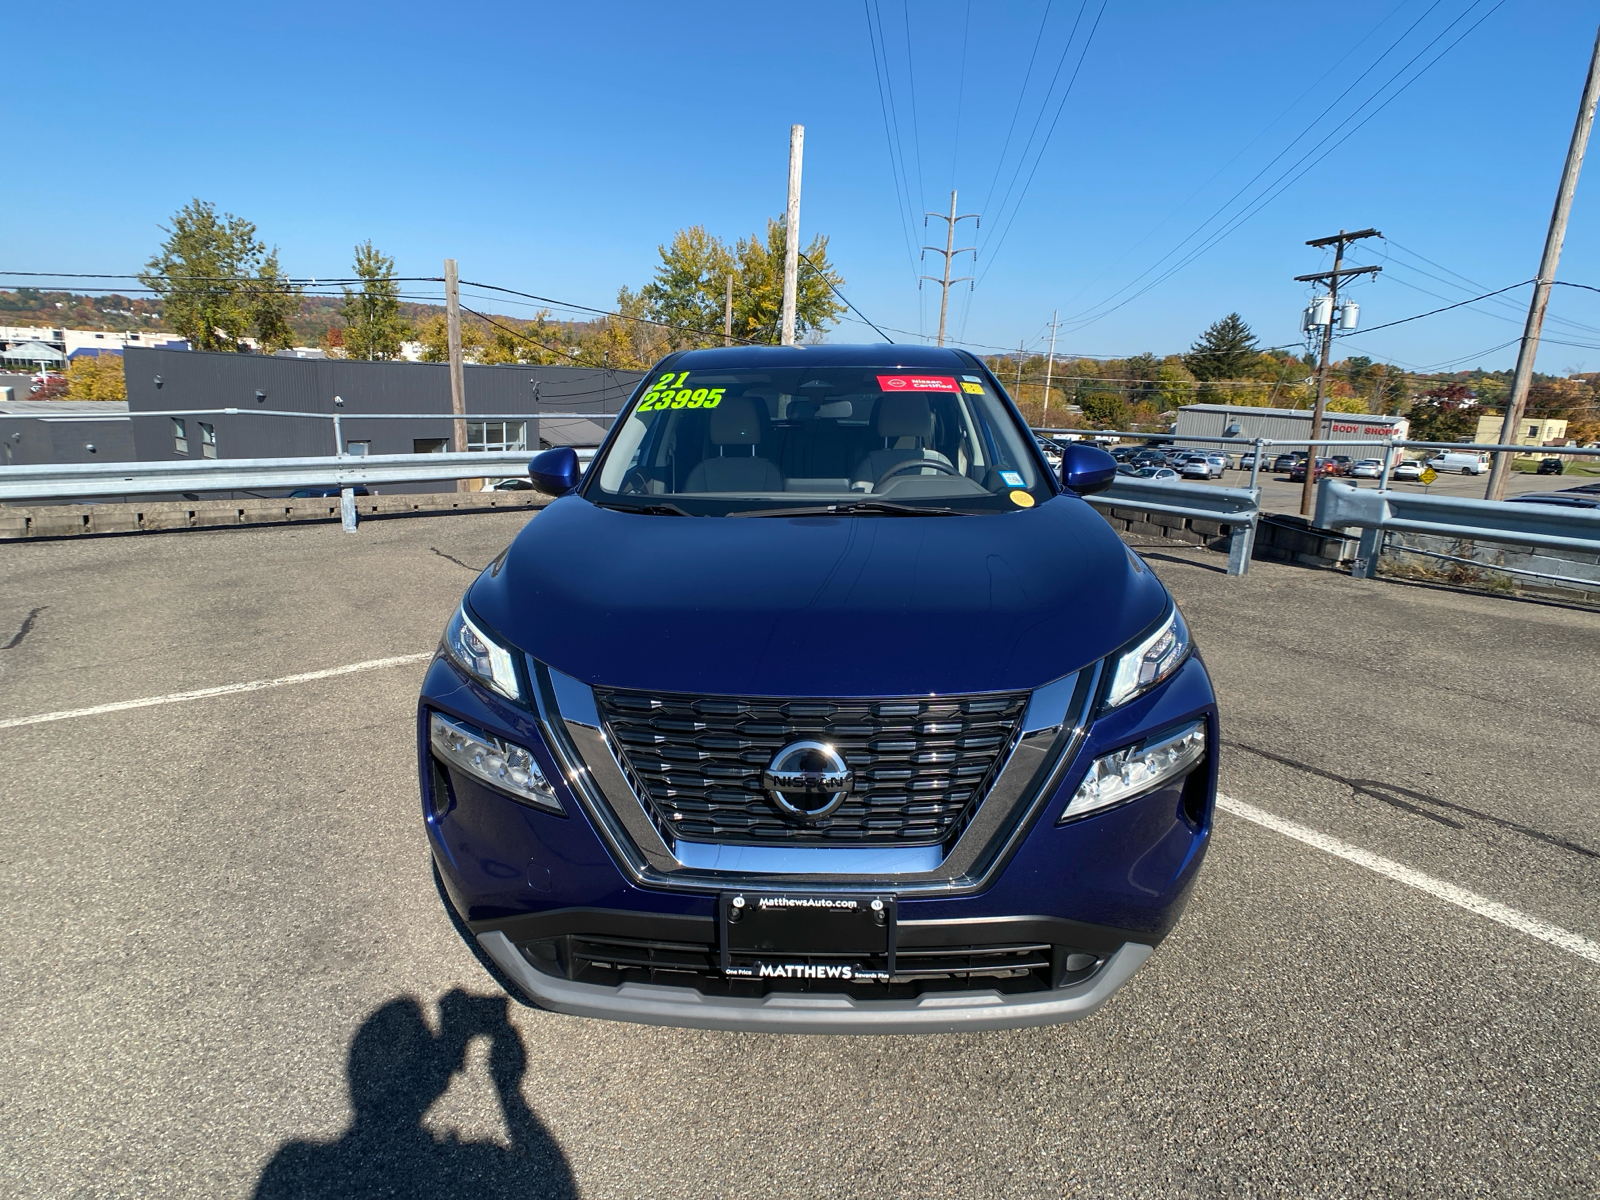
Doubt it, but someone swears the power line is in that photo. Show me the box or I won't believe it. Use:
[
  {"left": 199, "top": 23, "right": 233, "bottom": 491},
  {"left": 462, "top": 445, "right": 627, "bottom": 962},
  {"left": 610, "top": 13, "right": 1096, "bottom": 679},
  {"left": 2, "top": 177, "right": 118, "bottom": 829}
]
[
  {"left": 976, "top": 0, "right": 1108, "bottom": 284},
  {"left": 862, "top": 0, "right": 921, "bottom": 286},
  {"left": 980, "top": 0, "right": 1055, "bottom": 217},
  {"left": 1060, "top": 0, "right": 1507, "bottom": 332},
  {"left": 798, "top": 252, "right": 894, "bottom": 342},
  {"left": 1334, "top": 279, "right": 1534, "bottom": 336}
]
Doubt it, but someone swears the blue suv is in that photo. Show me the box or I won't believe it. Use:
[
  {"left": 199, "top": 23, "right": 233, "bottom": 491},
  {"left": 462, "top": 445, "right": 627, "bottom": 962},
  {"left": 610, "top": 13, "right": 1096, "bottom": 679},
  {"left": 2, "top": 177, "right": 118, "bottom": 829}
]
[{"left": 419, "top": 345, "right": 1216, "bottom": 1033}]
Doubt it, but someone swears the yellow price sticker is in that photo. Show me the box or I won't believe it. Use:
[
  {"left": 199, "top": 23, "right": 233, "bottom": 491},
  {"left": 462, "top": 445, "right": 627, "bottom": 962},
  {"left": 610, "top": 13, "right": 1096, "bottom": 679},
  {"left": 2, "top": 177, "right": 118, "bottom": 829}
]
[
  {"left": 960, "top": 381, "right": 984, "bottom": 395},
  {"left": 636, "top": 371, "right": 725, "bottom": 413}
]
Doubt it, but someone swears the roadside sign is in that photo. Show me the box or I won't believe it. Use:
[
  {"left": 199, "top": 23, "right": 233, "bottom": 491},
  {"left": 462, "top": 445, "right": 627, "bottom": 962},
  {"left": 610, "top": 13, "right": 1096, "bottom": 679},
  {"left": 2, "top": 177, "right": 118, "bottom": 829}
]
[{"left": 1419, "top": 466, "right": 1438, "bottom": 485}]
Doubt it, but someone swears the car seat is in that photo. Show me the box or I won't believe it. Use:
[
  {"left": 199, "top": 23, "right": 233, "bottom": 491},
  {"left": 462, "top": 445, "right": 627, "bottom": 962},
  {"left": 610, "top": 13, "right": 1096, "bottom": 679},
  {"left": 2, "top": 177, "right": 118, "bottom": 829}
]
[
  {"left": 681, "top": 395, "right": 784, "bottom": 492},
  {"left": 850, "top": 395, "right": 954, "bottom": 488}
]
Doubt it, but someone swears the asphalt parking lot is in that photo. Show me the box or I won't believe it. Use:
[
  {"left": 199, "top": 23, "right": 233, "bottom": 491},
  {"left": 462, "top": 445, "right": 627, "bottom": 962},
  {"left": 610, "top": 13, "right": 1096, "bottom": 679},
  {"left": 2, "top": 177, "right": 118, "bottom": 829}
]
[{"left": 2, "top": 510, "right": 1597, "bottom": 1199}]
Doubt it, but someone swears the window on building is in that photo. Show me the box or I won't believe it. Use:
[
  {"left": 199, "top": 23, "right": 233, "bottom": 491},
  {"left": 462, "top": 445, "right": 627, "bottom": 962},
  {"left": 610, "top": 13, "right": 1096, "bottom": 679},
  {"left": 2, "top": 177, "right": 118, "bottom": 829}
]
[
  {"left": 413, "top": 438, "right": 448, "bottom": 454},
  {"left": 466, "top": 421, "right": 527, "bottom": 453},
  {"left": 1528, "top": 424, "right": 1540, "bottom": 438},
  {"left": 172, "top": 418, "right": 187, "bottom": 454},
  {"left": 199, "top": 422, "right": 217, "bottom": 458},
  {"left": 346, "top": 441, "right": 371, "bottom": 457}
]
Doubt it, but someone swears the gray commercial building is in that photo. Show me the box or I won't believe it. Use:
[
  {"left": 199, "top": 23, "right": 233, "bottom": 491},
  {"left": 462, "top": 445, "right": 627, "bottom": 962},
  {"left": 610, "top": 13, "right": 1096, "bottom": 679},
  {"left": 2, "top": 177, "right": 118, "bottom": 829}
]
[
  {"left": 1171, "top": 403, "right": 1409, "bottom": 452},
  {"left": 116, "top": 348, "right": 642, "bottom": 494},
  {"left": 1, "top": 399, "right": 135, "bottom": 468}
]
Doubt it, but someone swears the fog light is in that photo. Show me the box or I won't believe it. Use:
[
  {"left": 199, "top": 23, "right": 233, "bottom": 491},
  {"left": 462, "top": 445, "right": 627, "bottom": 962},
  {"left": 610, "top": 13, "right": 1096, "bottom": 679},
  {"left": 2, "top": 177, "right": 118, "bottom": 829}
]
[
  {"left": 1059, "top": 720, "right": 1206, "bottom": 823},
  {"left": 429, "top": 712, "right": 562, "bottom": 814}
]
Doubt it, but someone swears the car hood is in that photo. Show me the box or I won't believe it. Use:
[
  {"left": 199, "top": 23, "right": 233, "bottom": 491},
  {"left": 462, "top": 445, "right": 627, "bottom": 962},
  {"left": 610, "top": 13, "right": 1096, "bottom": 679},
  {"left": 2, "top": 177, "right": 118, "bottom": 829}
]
[{"left": 469, "top": 494, "right": 1169, "bottom": 697}]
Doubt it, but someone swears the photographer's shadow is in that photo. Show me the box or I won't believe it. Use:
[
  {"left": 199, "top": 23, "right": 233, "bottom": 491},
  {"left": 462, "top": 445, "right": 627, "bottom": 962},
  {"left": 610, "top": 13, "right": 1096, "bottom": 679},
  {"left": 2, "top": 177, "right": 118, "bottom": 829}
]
[{"left": 254, "top": 990, "right": 575, "bottom": 1200}]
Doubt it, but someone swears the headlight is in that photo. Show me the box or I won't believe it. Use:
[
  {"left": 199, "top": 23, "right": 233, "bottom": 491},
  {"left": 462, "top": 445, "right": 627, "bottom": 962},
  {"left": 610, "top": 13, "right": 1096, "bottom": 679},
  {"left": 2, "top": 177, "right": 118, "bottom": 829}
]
[
  {"left": 430, "top": 712, "right": 561, "bottom": 812},
  {"left": 1104, "top": 607, "right": 1190, "bottom": 710},
  {"left": 1059, "top": 720, "right": 1206, "bottom": 823},
  {"left": 442, "top": 603, "right": 521, "bottom": 701}
]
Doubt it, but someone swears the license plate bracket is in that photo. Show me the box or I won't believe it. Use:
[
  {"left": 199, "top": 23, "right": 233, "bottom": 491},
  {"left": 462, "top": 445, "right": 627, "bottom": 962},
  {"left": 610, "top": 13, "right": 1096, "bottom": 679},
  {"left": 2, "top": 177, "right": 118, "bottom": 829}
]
[{"left": 718, "top": 891, "right": 896, "bottom": 981}]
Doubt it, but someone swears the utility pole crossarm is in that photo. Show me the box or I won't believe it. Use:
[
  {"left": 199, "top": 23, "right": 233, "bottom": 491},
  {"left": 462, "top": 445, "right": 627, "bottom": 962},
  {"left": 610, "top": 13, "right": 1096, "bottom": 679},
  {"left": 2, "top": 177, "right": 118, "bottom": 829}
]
[
  {"left": 1293, "top": 266, "right": 1382, "bottom": 283},
  {"left": 1306, "top": 227, "right": 1381, "bottom": 247}
]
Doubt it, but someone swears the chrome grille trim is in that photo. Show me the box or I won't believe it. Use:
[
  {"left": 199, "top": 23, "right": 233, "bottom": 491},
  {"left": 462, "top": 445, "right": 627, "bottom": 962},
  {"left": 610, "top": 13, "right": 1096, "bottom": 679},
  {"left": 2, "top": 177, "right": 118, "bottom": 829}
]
[
  {"left": 528, "top": 656, "right": 1097, "bottom": 895},
  {"left": 593, "top": 687, "right": 1030, "bottom": 847}
]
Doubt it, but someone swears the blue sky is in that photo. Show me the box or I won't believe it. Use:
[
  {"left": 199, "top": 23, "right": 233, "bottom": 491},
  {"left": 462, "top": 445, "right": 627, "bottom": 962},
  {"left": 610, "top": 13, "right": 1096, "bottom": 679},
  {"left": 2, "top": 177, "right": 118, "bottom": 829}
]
[{"left": 9, "top": 1, "right": 1600, "bottom": 371}]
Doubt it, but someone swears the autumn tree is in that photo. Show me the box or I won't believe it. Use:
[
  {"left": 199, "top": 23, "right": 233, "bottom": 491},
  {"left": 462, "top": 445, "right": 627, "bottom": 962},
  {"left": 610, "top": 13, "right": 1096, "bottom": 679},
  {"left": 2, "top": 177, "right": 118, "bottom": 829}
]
[
  {"left": 65, "top": 353, "right": 126, "bottom": 401},
  {"left": 1406, "top": 383, "right": 1478, "bottom": 442},
  {"left": 341, "top": 241, "right": 408, "bottom": 360},
  {"left": 139, "top": 199, "right": 301, "bottom": 351}
]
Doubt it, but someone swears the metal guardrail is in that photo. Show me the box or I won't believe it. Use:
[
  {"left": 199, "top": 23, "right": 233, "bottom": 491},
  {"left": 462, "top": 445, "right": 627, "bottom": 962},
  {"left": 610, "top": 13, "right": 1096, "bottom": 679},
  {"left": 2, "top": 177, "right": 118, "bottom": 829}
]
[
  {"left": 0, "top": 447, "right": 597, "bottom": 532},
  {"left": 1312, "top": 479, "right": 1600, "bottom": 579},
  {"left": 1083, "top": 477, "right": 1262, "bottom": 575}
]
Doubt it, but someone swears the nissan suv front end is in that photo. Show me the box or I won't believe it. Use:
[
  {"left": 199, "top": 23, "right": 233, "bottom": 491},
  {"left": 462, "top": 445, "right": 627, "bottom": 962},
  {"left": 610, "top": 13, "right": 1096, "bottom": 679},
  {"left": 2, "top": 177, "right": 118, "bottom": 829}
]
[{"left": 418, "top": 345, "right": 1217, "bottom": 1033}]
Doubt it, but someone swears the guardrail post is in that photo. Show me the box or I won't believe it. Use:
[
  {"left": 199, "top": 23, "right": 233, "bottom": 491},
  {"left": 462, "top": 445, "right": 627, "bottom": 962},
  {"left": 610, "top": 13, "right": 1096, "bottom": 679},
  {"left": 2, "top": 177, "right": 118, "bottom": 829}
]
[
  {"left": 1226, "top": 517, "right": 1257, "bottom": 576},
  {"left": 340, "top": 487, "right": 358, "bottom": 533},
  {"left": 1351, "top": 527, "right": 1382, "bottom": 579}
]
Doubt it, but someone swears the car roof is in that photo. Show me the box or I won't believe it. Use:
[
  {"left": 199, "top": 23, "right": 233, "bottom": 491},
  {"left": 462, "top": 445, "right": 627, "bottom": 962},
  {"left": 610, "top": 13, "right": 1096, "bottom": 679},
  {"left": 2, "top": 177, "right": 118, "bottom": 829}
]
[{"left": 665, "top": 344, "right": 978, "bottom": 371}]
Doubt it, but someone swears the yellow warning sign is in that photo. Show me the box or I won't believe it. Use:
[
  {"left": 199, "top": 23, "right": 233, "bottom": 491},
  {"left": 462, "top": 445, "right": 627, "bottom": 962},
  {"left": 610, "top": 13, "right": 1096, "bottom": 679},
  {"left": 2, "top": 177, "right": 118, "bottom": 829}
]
[{"left": 1419, "top": 466, "right": 1438, "bottom": 485}]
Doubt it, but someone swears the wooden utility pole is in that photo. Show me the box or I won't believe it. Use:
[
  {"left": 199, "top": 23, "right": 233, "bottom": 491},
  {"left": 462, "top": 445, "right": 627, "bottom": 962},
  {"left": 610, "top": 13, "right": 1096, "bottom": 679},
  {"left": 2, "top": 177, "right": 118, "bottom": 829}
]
[
  {"left": 781, "top": 124, "right": 804, "bottom": 346},
  {"left": 444, "top": 259, "right": 468, "bottom": 491},
  {"left": 1014, "top": 341, "right": 1025, "bottom": 398},
  {"left": 1042, "top": 310, "right": 1059, "bottom": 422},
  {"left": 1294, "top": 229, "right": 1381, "bottom": 516},
  {"left": 921, "top": 190, "right": 978, "bottom": 346},
  {"left": 1487, "top": 23, "right": 1600, "bottom": 500},
  {"left": 724, "top": 273, "right": 734, "bottom": 347}
]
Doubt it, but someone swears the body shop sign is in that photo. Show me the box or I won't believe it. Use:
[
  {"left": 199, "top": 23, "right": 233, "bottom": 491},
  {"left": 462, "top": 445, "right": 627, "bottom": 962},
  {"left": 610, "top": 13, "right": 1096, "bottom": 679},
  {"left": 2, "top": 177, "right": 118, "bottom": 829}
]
[{"left": 876, "top": 374, "right": 958, "bottom": 393}]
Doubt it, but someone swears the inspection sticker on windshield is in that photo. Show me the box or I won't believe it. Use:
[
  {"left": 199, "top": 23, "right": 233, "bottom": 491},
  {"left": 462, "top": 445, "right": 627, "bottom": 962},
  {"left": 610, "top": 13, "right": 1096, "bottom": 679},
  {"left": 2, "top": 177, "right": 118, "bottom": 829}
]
[
  {"left": 960, "top": 381, "right": 985, "bottom": 394},
  {"left": 999, "top": 470, "right": 1025, "bottom": 487},
  {"left": 876, "top": 374, "right": 958, "bottom": 393}
]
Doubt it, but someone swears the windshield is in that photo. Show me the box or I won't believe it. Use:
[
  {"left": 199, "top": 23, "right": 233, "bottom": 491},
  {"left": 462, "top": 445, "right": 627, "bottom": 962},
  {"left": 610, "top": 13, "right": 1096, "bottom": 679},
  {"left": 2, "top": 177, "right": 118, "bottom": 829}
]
[{"left": 585, "top": 363, "right": 1050, "bottom": 515}]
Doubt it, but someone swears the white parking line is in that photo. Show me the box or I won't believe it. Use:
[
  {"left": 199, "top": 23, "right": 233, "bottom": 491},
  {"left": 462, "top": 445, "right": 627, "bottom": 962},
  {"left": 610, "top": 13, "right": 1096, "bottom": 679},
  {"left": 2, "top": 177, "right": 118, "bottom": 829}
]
[
  {"left": 1218, "top": 794, "right": 1600, "bottom": 967},
  {"left": 0, "top": 652, "right": 434, "bottom": 731}
]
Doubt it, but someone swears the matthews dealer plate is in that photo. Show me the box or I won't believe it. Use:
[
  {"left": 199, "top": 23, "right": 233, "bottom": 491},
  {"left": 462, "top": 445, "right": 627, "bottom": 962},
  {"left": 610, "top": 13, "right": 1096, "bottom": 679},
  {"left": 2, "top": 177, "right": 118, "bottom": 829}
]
[{"left": 718, "top": 892, "right": 897, "bottom": 983}]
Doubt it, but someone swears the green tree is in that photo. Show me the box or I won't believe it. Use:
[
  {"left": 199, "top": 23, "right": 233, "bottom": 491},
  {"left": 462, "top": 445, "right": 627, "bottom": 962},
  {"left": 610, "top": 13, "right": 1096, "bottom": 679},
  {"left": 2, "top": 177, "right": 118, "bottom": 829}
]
[
  {"left": 1183, "top": 313, "right": 1259, "bottom": 381},
  {"left": 1080, "top": 392, "right": 1129, "bottom": 427},
  {"left": 635, "top": 220, "right": 846, "bottom": 347},
  {"left": 731, "top": 218, "right": 846, "bottom": 343},
  {"left": 139, "top": 199, "right": 300, "bottom": 351},
  {"left": 341, "top": 241, "right": 408, "bottom": 360},
  {"left": 251, "top": 249, "right": 299, "bottom": 352},
  {"left": 638, "top": 226, "right": 738, "bottom": 346}
]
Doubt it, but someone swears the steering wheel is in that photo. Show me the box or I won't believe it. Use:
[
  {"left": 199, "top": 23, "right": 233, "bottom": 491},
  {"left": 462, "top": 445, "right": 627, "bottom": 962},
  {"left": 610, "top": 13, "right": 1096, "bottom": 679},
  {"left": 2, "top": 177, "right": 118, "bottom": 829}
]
[{"left": 873, "top": 459, "right": 962, "bottom": 491}]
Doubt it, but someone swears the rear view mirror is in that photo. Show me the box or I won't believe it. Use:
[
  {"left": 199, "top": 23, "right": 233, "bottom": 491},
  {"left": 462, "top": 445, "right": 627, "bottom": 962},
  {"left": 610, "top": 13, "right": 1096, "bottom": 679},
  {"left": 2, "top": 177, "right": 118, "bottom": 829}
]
[
  {"left": 1059, "top": 444, "right": 1117, "bottom": 495},
  {"left": 528, "top": 446, "right": 580, "bottom": 496}
]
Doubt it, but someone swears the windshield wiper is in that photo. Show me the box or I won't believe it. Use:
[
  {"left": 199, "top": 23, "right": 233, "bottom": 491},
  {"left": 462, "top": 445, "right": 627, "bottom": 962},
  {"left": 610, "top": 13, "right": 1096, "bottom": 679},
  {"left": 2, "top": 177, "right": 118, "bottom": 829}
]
[
  {"left": 728, "top": 500, "right": 968, "bottom": 518},
  {"left": 592, "top": 499, "right": 698, "bottom": 517}
]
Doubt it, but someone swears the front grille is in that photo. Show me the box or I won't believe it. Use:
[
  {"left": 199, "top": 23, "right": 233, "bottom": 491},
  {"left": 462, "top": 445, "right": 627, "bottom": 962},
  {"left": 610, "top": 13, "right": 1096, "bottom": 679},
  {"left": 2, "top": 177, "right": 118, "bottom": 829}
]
[
  {"left": 592, "top": 687, "right": 1030, "bottom": 846},
  {"left": 518, "top": 933, "right": 1096, "bottom": 1000}
]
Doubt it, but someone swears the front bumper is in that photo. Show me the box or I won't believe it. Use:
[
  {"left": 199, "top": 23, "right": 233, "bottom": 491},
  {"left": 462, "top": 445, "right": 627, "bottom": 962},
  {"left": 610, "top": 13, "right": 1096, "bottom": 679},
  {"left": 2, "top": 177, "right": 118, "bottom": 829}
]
[
  {"left": 420, "top": 649, "right": 1216, "bottom": 1032},
  {"left": 475, "top": 927, "right": 1152, "bottom": 1033}
]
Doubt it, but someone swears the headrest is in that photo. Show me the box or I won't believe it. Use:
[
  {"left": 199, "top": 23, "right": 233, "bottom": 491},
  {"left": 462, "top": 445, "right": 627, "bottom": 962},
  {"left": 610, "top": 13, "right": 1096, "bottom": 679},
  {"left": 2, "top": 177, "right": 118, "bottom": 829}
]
[
  {"left": 710, "top": 395, "right": 764, "bottom": 445},
  {"left": 876, "top": 394, "right": 935, "bottom": 440}
]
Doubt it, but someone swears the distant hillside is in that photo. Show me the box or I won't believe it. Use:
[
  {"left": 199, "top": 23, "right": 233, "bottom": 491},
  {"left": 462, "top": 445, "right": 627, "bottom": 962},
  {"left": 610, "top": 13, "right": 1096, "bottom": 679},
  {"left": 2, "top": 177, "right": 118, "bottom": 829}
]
[{"left": 0, "top": 289, "right": 535, "bottom": 347}]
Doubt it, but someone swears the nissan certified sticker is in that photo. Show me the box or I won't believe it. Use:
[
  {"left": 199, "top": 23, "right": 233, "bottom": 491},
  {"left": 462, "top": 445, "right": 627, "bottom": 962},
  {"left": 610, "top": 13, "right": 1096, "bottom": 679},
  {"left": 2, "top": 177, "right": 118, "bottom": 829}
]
[{"left": 876, "top": 374, "right": 958, "bottom": 393}]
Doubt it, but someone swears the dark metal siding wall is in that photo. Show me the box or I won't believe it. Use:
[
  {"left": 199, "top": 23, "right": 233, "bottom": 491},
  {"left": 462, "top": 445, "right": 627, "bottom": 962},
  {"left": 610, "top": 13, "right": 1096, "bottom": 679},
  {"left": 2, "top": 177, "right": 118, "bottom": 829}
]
[{"left": 123, "top": 349, "right": 642, "bottom": 464}]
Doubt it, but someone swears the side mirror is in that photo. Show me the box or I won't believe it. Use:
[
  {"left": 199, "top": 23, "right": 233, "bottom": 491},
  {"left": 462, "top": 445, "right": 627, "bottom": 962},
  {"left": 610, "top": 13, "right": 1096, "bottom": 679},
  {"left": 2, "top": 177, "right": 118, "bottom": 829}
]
[
  {"left": 528, "top": 445, "right": 580, "bottom": 496},
  {"left": 1059, "top": 444, "right": 1118, "bottom": 495}
]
